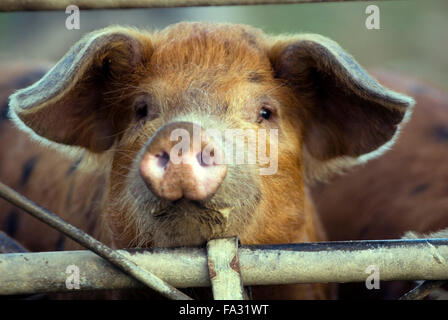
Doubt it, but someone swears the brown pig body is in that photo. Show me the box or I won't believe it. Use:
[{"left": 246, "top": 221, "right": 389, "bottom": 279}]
[{"left": 0, "top": 23, "right": 418, "bottom": 299}]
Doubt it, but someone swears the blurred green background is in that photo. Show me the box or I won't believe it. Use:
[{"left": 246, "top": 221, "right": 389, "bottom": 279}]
[{"left": 0, "top": 0, "right": 447, "bottom": 89}]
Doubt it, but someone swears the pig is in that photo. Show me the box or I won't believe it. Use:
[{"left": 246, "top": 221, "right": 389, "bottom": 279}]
[
  {"left": 0, "top": 22, "right": 414, "bottom": 299},
  {"left": 311, "top": 71, "right": 448, "bottom": 299}
]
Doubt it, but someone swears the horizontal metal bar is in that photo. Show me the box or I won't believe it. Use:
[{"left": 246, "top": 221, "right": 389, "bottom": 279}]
[
  {"left": 1, "top": 239, "right": 447, "bottom": 295},
  {"left": 0, "top": 0, "right": 375, "bottom": 12}
]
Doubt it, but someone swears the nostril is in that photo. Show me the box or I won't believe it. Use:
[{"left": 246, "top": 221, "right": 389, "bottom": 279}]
[
  {"left": 156, "top": 151, "right": 170, "bottom": 169},
  {"left": 197, "top": 147, "right": 220, "bottom": 167},
  {"left": 196, "top": 151, "right": 208, "bottom": 167},
  {"left": 197, "top": 150, "right": 217, "bottom": 167}
]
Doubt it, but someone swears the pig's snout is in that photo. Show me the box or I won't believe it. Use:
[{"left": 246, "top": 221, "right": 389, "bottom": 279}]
[{"left": 139, "top": 122, "right": 227, "bottom": 201}]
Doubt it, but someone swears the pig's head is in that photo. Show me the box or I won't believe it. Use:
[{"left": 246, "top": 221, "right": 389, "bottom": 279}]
[{"left": 9, "top": 23, "right": 414, "bottom": 248}]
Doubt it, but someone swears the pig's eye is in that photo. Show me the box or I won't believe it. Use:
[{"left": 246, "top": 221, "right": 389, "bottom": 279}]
[
  {"left": 133, "top": 95, "right": 159, "bottom": 122},
  {"left": 257, "top": 107, "right": 273, "bottom": 123},
  {"left": 134, "top": 100, "right": 149, "bottom": 120}
]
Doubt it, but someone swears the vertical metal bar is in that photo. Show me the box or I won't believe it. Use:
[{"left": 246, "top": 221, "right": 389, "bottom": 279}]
[{"left": 206, "top": 237, "right": 246, "bottom": 300}]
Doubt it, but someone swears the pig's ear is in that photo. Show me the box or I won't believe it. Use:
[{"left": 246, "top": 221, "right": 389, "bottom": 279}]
[
  {"left": 9, "top": 27, "right": 153, "bottom": 153},
  {"left": 269, "top": 34, "right": 414, "bottom": 181}
]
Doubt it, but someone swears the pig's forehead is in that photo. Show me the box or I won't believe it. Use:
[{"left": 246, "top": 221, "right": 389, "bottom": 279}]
[
  {"left": 148, "top": 23, "right": 273, "bottom": 78},
  {"left": 142, "top": 77, "right": 274, "bottom": 112}
]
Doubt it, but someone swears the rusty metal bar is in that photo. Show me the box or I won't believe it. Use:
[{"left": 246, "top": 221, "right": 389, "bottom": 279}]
[
  {"left": 0, "top": 0, "right": 380, "bottom": 12},
  {"left": 399, "top": 280, "right": 447, "bottom": 300},
  {"left": 207, "top": 237, "right": 246, "bottom": 300},
  {"left": 0, "top": 231, "right": 48, "bottom": 300},
  {"left": 1, "top": 239, "right": 448, "bottom": 295},
  {"left": 0, "top": 181, "right": 192, "bottom": 300},
  {"left": 0, "top": 231, "right": 28, "bottom": 254}
]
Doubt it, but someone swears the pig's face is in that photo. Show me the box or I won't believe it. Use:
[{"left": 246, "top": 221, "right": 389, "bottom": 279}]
[
  {"left": 106, "top": 24, "right": 304, "bottom": 247},
  {"left": 9, "top": 23, "right": 414, "bottom": 248}
]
